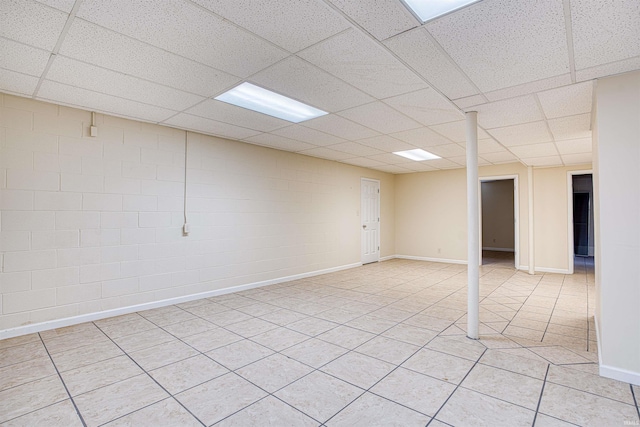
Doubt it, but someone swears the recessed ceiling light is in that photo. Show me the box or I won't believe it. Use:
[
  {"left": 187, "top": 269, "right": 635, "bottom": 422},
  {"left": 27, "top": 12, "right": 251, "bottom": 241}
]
[
  {"left": 215, "top": 82, "right": 327, "bottom": 123},
  {"left": 401, "top": 0, "right": 482, "bottom": 23},
  {"left": 393, "top": 149, "right": 441, "bottom": 161}
]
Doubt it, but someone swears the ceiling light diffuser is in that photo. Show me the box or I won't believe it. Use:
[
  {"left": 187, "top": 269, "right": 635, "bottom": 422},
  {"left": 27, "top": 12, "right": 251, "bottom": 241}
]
[
  {"left": 393, "top": 149, "right": 441, "bottom": 161},
  {"left": 402, "top": 0, "right": 482, "bottom": 22},
  {"left": 215, "top": 82, "right": 327, "bottom": 123}
]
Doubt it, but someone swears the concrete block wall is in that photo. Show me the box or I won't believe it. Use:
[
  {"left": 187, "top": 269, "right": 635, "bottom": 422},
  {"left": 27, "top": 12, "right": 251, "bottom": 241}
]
[{"left": 0, "top": 93, "right": 395, "bottom": 332}]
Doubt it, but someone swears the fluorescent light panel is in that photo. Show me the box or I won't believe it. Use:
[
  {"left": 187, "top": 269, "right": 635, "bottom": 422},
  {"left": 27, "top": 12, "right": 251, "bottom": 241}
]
[
  {"left": 393, "top": 149, "right": 441, "bottom": 161},
  {"left": 402, "top": 0, "right": 482, "bottom": 22},
  {"left": 215, "top": 82, "right": 327, "bottom": 123}
]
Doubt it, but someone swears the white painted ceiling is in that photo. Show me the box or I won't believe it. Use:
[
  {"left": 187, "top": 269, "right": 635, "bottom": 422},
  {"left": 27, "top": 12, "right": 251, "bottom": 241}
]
[{"left": 1, "top": 0, "right": 639, "bottom": 173}]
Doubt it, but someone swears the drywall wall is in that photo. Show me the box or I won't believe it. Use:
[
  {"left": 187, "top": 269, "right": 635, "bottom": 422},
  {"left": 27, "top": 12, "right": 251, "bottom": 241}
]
[
  {"left": 594, "top": 71, "right": 640, "bottom": 383},
  {"left": 0, "top": 93, "right": 395, "bottom": 332},
  {"left": 395, "top": 162, "right": 592, "bottom": 272},
  {"left": 481, "top": 179, "right": 515, "bottom": 251}
]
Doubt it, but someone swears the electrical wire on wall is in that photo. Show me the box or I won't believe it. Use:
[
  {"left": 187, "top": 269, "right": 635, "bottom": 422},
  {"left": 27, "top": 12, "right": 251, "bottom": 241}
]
[{"left": 182, "top": 130, "right": 190, "bottom": 236}]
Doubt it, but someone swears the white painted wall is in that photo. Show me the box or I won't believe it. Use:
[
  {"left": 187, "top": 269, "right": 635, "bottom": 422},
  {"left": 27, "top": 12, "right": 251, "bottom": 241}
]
[
  {"left": 0, "top": 93, "right": 395, "bottom": 333},
  {"left": 593, "top": 71, "right": 640, "bottom": 384}
]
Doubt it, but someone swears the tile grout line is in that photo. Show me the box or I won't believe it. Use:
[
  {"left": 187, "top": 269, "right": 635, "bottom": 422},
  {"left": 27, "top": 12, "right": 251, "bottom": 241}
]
[
  {"left": 531, "top": 364, "right": 551, "bottom": 426},
  {"left": 631, "top": 384, "right": 640, "bottom": 421},
  {"left": 37, "top": 333, "right": 88, "bottom": 427}
]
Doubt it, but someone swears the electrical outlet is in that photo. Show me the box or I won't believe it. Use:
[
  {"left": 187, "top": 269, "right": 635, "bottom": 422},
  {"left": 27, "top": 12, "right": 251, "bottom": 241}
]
[{"left": 437, "top": 248, "right": 441, "bottom": 254}]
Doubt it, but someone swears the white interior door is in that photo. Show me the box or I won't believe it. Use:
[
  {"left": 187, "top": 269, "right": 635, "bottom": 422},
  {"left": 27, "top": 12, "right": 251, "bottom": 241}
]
[{"left": 361, "top": 178, "right": 380, "bottom": 264}]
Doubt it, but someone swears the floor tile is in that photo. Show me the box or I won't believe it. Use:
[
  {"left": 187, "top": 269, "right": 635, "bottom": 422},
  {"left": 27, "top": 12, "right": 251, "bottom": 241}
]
[
  {"left": 161, "top": 318, "right": 217, "bottom": 338},
  {"left": 73, "top": 374, "right": 169, "bottom": 427},
  {"left": 0, "top": 375, "right": 68, "bottom": 422},
  {"left": 0, "top": 333, "right": 40, "bottom": 350},
  {"left": 461, "top": 364, "right": 544, "bottom": 410},
  {"left": 180, "top": 328, "right": 243, "bottom": 352},
  {"left": 42, "top": 329, "right": 111, "bottom": 354},
  {"left": 217, "top": 396, "right": 318, "bottom": 426},
  {"left": 479, "top": 349, "right": 549, "bottom": 380},
  {"left": 0, "top": 399, "right": 82, "bottom": 427},
  {"left": 538, "top": 383, "right": 639, "bottom": 427},
  {"left": 61, "top": 355, "right": 142, "bottom": 396},
  {"left": 99, "top": 318, "right": 157, "bottom": 339},
  {"left": 355, "top": 336, "right": 419, "bottom": 365},
  {"left": 317, "top": 326, "right": 376, "bottom": 350},
  {"left": 437, "top": 387, "right": 535, "bottom": 427},
  {"left": 371, "top": 367, "right": 455, "bottom": 416},
  {"left": 286, "top": 317, "right": 340, "bottom": 336},
  {"left": 381, "top": 323, "right": 438, "bottom": 346},
  {"left": 0, "top": 356, "right": 56, "bottom": 392},
  {"left": 50, "top": 340, "right": 124, "bottom": 372},
  {"left": 236, "top": 353, "right": 313, "bottom": 392},
  {"left": 225, "top": 318, "right": 279, "bottom": 338},
  {"left": 321, "top": 352, "right": 395, "bottom": 389},
  {"left": 327, "top": 392, "right": 430, "bottom": 426},
  {"left": 259, "top": 309, "right": 308, "bottom": 326},
  {"left": 281, "top": 338, "right": 348, "bottom": 368},
  {"left": 425, "top": 336, "right": 486, "bottom": 361},
  {"left": 546, "top": 364, "right": 635, "bottom": 404},
  {"left": 402, "top": 348, "right": 475, "bottom": 384},
  {"left": 251, "top": 327, "right": 309, "bottom": 351},
  {"left": 533, "top": 413, "right": 580, "bottom": 426},
  {"left": 175, "top": 373, "right": 267, "bottom": 426},
  {"left": 206, "top": 339, "right": 274, "bottom": 370},
  {"left": 204, "top": 309, "right": 253, "bottom": 326},
  {"left": 0, "top": 341, "right": 48, "bottom": 369},
  {"left": 129, "top": 340, "right": 198, "bottom": 371},
  {"left": 403, "top": 314, "right": 453, "bottom": 332},
  {"left": 112, "top": 328, "right": 175, "bottom": 353},
  {"left": 149, "top": 354, "right": 228, "bottom": 394},
  {"left": 104, "top": 398, "right": 201, "bottom": 426},
  {"left": 345, "top": 315, "right": 397, "bottom": 334},
  {"left": 529, "top": 346, "right": 592, "bottom": 365},
  {"left": 275, "top": 371, "right": 363, "bottom": 423}
]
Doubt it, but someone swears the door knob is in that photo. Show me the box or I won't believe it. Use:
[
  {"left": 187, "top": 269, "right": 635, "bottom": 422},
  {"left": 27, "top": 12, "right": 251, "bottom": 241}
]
[{"left": 362, "top": 225, "right": 367, "bottom": 229}]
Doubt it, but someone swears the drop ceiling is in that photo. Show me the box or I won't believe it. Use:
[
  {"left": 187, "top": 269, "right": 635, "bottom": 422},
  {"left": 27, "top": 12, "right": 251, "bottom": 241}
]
[{"left": 1, "top": 0, "right": 639, "bottom": 173}]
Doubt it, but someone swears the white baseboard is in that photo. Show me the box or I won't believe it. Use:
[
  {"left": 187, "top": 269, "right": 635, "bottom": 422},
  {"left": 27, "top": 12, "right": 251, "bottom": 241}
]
[
  {"left": 395, "top": 254, "right": 467, "bottom": 265},
  {"left": 0, "top": 262, "right": 362, "bottom": 340},
  {"left": 482, "top": 247, "right": 515, "bottom": 252},
  {"left": 594, "top": 314, "right": 640, "bottom": 386},
  {"left": 535, "top": 266, "right": 571, "bottom": 274},
  {"left": 379, "top": 255, "right": 396, "bottom": 261}
]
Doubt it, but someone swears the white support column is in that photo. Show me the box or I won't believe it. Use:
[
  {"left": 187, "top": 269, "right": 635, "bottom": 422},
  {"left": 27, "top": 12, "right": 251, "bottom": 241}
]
[
  {"left": 528, "top": 166, "right": 535, "bottom": 275},
  {"left": 466, "top": 111, "right": 479, "bottom": 340}
]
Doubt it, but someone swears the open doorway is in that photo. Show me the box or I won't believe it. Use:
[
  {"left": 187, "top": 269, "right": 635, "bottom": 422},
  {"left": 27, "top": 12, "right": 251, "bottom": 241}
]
[
  {"left": 480, "top": 177, "right": 518, "bottom": 268},
  {"left": 568, "top": 172, "right": 594, "bottom": 274}
]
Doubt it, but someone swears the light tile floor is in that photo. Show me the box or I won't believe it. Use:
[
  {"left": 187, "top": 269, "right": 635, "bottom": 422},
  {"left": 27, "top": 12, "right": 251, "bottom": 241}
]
[{"left": 1, "top": 258, "right": 638, "bottom": 426}]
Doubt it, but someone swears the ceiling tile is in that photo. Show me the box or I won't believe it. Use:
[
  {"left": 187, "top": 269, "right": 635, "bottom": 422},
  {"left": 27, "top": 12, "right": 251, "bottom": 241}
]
[
  {"left": 0, "top": 69, "right": 40, "bottom": 96},
  {"left": 448, "top": 156, "right": 492, "bottom": 166},
  {"left": 1, "top": 0, "right": 67, "bottom": 50},
  {"left": 576, "top": 56, "right": 640, "bottom": 82},
  {"left": 373, "top": 164, "right": 415, "bottom": 174},
  {"left": 271, "top": 125, "right": 345, "bottom": 146},
  {"left": 571, "top": 0, "right": 640, "bottom": 70},
  {"left": 38, "top": 81, "right": 177, "bottom": 123},
  {"left": 548, "top": 114, "right": 591, "bottom": 141},
  {"left": 243, "top": 133, "right": 315, "bottom": 152},
  {"left": 401, "top": 162, "right": 439, "bottom": 172},
  {"left": 509, "top": 142, "right": 558, "bottom": 158},
  {"left": 555, "top": 137, "right": 592, "bottom": 155},
  {"left": 60, "top": 19, "right": 241, "bottom": 97},
  {"left": 480, "top": 151, "right": 519, "bottom": 164},
  {"left": 487, "top": 121, "right": 553, "bottom": 147},
  {"left": 77, "top": 0, "right": 288, "bottom": 77},
  {"left": 186, "top": 99, "right": 290, "bottom": 132},
  {"left": 299, "top": 29, "right": 428, "bottom": 99},
  {"left": 475, "top": 95, "right": 544, "bottom": 129},
  {"left": 383, "top": 28, "right": 478, "bottom": 99},
  {"left": 47, "top": 56, "right": 205, "bottom": 111},
  {"left": 521, "top": 156, "right": 563, "bottom": 167},
  {"left": 382, "top": 88, "right": 462, "bottom": 126},
  {"left": 339, "top": 157, "right": 388, "bottom": 169},
  {"left": 163, "top": 113, "right": 261, "bottom": 140},
  {"left": 356, "top": 135, "right": 416, "bottom": 152},
  {"left": 453, "top": 94, "right": 486, "bottom": 109},
  {"left": 367, "top": 153, "right": 415, "bottom": 165},
  {"left": 390, "top": 127, "right": 454, "bottom": 147},
  {"left": 484, "top": 74, "right": 572, "bottom": 102},
  {"left": 426, "top": 143, "right": 466, "bottom": 158},
  {"left": 326, "top": 142, "right": 384, "bottom": 157},
  {"left": 458, "top": 139, "right": 509, "bottom": 154},
  {"left": 0, "top": 38, "right": 51, "bottom": 76},
  {"left": 561, "top": 153, "right": 593, "bottom": 165},
  {"left": 326, "top": 0, "right": 418, "bottom": 41},
  {"left": 427, "top": 0, "right": 569, "bottom": 92},
  {"left": 537, "top": 82, "right": 593, "bottom": 119},
  {"left": 251, "top": 56, "right": 373, "bottom": 113},
  {"left": 423, "top": 159, "right": 461, "bottom": 169},
  {"left": 338, "top": 102, "right": 421, "bottom": 134},
  {"left": 35, "top": 0, "right": 76, "bottom": 12},
  {"left": 429, "top": 120, "right": 489, "bottom": 143},
  {"left": 192, "top": 0, "right": 349, "bottom": 53},
  {"left": 298, "top": 147, "right": 355, "bottom": 161},
  {"left": 302, "top": 114, "right": 379, "bottom": 141}
]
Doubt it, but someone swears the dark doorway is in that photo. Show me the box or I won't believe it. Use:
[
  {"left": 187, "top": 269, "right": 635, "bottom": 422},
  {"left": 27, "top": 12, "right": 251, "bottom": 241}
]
[{"left": 572, "top": 174, "right": 594, "bottom": 257}]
